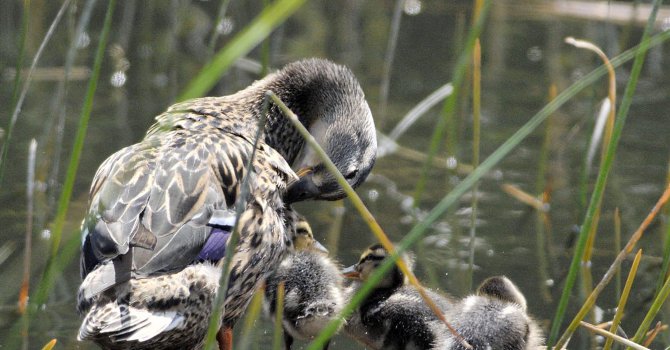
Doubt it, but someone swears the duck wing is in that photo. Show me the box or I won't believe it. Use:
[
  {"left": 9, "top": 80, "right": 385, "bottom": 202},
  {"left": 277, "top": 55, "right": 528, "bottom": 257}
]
[{"left": 80, "top": 116, "right": 260, "bottom": 297}]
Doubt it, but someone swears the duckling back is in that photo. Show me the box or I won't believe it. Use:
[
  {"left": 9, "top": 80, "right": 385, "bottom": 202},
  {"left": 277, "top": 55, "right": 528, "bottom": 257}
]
[
  {"left": 264, "top": 250, "right": 345, "bottom": 344},
  {"left": 344, "top": 284, "right": 452, "bottom": 350},
  {"left": 444, "top": 276, "right": 544, "bottom": 350},
  {"left": 342, "top": 244, "right": 454, "bottom": 350}
]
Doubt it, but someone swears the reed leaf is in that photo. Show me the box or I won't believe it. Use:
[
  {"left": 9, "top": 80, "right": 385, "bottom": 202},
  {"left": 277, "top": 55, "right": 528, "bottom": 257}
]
[
  {"left": 269, "top": 92, "right": 471, "bottom": 349},
  {"left": 580, "top": 321, "right": 649, "bottom": 350},
  {"left": 603, "top": 249, "right": 642, "bottom": 350},
  {"left": 312, "top": 25, "right": 670, "bottom": 350},
  {"left": 238, "top": 287, "right": 265, "bottom": 350},
  {"left": 412, "top": 0, "right": 491, "bottom": 204},
  {"left": 548, "top": 1, "right": 662, "bottom": 346},
  {"left": 33, "top": 0, "right": 115, "bottom": 307},
  {"left": 272, "top": 282, "right": 286, "bottom": 350},
  {"left": 178, "top": 0, "right": 306, "bottom": 101},
  {"left": 554, "top": 184, "right": 670, "bottom": 349},
  {"left": 0, "top": 0, "right": 70, "bottom": 185},
  {"left": 0, "top": 0, "right": 29, "bottom": 186}
]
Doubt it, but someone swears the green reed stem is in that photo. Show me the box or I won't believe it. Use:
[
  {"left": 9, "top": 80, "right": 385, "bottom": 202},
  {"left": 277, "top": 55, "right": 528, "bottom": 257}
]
[
  {"left": 260, "top": 0, "right": 271, "bottom": 76},
  {"left": 655, "top": 161, "right": 670, "bottom": 296},
  {"left": 0, "top": 0, "right": 29, "bottom": 187},
  {"left": 179, "top": 0, "right": 306, "bottom": 101},
  {"left": 272, "top": 282, "right": 286, "bottom": 350},
  {"left": 467, "top": 38, "right": 482, "bottom": 289},
  {"left": 377, "top": 0, "right": 404, "bottom": 128},
  {"left": 33, "top": 0, "right": 114, "bottom": 306},
  {"left": 554, "top": 184, "right": 670, "bottom": 349},
  {"left": 314, "top": 26, "right": 670, "bottom": 350},
  {"left": 238, "top": 288, "right": 265, "bottom": 350},
  {"left": 580, "top": 321, "right": 649, "bottom": 350},
  {"left": 628, "top": 269, "right": 670, "bottom": 349},
  {"left": 1, "top": 0, "right": 69, "bottom": 186},
  {"left": 603, "top": 249, "right": 642, "bottom": 350},
  {"left": 208, "top": 0, "right": 233, "bottom": 55},
  {"left": 202, "top": 97, "right": 269, "bottom": 350},
  {"left": 547, "top": 1, "right": 662, "bottom": 346},
  {"left": 413, "top": 0, "right": 490, "bottom": 205},
  {"left": 615, "top": 208, "right": 623, "bottom": 300},
  {"left": 269, "top": 92, "right": 471, "bottom": 349}
]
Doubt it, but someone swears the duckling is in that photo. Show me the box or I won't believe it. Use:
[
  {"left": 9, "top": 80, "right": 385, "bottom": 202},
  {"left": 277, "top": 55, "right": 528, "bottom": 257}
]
[
  {"left": 264, "top": 216, "right": 344, "bottom": 350},
  {"left": 77, "top": 58, "right": 377, "bottom": 350},
  {"left": 342, "top": 244, "right": 454, "bottom": 350},
  {"left": 444, "top": 276, "right": 544, "bottom": 350}
]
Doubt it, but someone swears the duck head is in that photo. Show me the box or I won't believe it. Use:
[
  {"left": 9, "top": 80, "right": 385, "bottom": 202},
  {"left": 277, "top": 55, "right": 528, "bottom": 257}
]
[
  {"left": 343, "top": 244, "right": 405, "bottom": 290},
  {"left": 262, "top": 59, "right": 377, "bottom": 203}
]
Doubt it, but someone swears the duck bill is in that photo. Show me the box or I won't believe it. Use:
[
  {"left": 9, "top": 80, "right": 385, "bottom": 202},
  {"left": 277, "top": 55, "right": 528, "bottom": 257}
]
[
  {"left": 285, "top": 170, "right": 319, "bottom": 203},
  {"left": 341, "top": 265, "right": 360, "bottom": 279},
  {"left": 311, "top": 240, "right": 329, "bottom": 255}
]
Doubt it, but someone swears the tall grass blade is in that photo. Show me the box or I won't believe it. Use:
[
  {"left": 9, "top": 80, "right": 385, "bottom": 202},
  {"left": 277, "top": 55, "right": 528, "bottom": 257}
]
[
  {"left": 615, "top": 208, "right": 622, "bottom": 300},
  {"left": 19, "top": 139, "right": 37, "bottom": 314},
  {"left": 40, "top": 339, "right": 57, "bottom": 350},
  {"left": 580, "top": 321, "right": 649, "bottom": 350},
  {"left": 178, "top": 0, "right": 306, "bottom": 101},
  {"left": 202, "top": 97, "right": 269, "bottom": 350},
  {"left": 467, "top": 38, "right": 482, "bottom": 288},
  {"left": 386, "top": 82, "right": 453, "bottom": 142},
  {"left": 655, "top": 160, "right": 670, "bottom": 296},
  {"left": 547, "top": 1, "right": 662, "bottom": 347},
  {"left": 603, "top": 249, "right": 642, "bottom": 350},
  {"left": 260, "top": 0, "right": 271, "bottom": 76},
  {"left": 0, "top": 0, "right": 71, "bottom": 186},
  {"left": 45, "top": 0, "right": 98, "bottom": 218},
  {"left": 268, "top": 92, "right": 471, "bottom": 349},
  {"left": 413, "top": 0, "right": 491, "bottom": 204},
  {"left": 33, "top": 0, "right": 115, "bottom": 307},
  {"left": 628, "top": 269, "right": 670, "bottom": 348},
  {"left": 313, "top": 27, "right": 670, "bottom": 350},
  {"left": 377, "top": 0, "right": 404, "bottom": 128},
  {"left": 238, "top": 287, "right": 265, "bottom": 350},
  {"left": 208, "top": 0, "right": 233, "bottom": 54},
  {"left": 554, "top": 184, "right": 670, "bottom": 349},
  {"left": 272, "top": 281, "right": 286, "bottom": 350},
  {"left": 1, "top": 0, "right": 30, "bottom": 187}
]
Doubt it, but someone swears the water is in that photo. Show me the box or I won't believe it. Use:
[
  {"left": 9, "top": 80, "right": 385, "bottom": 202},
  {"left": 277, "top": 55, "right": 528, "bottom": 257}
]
[{"left": 1, "top": 1, "right": 669, "bottom": 348}]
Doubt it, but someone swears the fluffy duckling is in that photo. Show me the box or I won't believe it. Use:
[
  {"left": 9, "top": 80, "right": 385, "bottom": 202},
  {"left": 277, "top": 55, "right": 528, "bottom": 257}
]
[
  {"left": 342, "top": 244, "right": 453, "bottom": 350},
  {"left": 77, "top": 58, "right": 376, "bottom": 349},
  {"left": 445, "top": 276, "right": 544, "bottom": 350},
  {"left": 264, "top": 217, "right": 345, "bottom": 350}
]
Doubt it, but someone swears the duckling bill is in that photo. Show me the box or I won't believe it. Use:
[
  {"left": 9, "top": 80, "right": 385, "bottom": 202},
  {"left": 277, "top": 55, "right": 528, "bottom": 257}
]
[
  {"left": 342, "top": 244, "right": 454, "bottom": 350},
  {"left": 78, "top": 58, "right": 376, "bottom": 349}
]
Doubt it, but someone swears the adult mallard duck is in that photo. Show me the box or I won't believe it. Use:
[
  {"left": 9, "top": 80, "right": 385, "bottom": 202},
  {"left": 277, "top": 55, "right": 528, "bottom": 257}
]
[
  {"left": 77, "top": 58, "right": 377, "bottom": 350},
  {"left": 342, "top": 244, "right": 454, "bottom": 350},
  {"left": 445, "top": 276, "right": 544, "bottom": 350},
  {"left": 264, "top": 216, "right": 344, "bottom": 350}
]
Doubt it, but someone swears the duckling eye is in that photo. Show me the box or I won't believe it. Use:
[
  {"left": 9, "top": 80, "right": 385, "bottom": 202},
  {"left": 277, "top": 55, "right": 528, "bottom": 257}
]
[{"left": 344, "top": 169, "right": 358, "bottom": 180}]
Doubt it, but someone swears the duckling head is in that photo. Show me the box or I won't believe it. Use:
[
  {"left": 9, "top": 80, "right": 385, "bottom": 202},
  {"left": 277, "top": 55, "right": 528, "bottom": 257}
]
[
  {"left": 265, "top": 59, "right": 377, "bottom": 203},
  {"left": 476, "top": 275, "right": 528, "bottom": 311},
  {"left": 343, "top": 244, "right": 404, "bottom": 290},
  {"left": 292, "top": 215, "right": 328, "bottom": 254}
]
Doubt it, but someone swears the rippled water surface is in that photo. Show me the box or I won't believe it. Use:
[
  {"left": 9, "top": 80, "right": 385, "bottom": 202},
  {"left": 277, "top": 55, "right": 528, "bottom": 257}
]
[{"left": 1, "top": 1, "right": 670, "bottom": 349}]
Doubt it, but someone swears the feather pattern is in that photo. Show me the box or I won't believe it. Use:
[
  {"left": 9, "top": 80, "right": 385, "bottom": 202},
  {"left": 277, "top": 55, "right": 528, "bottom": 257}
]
[{"left": 78, "top": 58, "right": 376, "bottom": 349}]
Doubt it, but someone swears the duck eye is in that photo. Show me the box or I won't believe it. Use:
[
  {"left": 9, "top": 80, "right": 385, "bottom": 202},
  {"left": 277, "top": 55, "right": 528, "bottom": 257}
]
[{"left": 345, "top": 169, "right": 358, "bottom": 180}]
